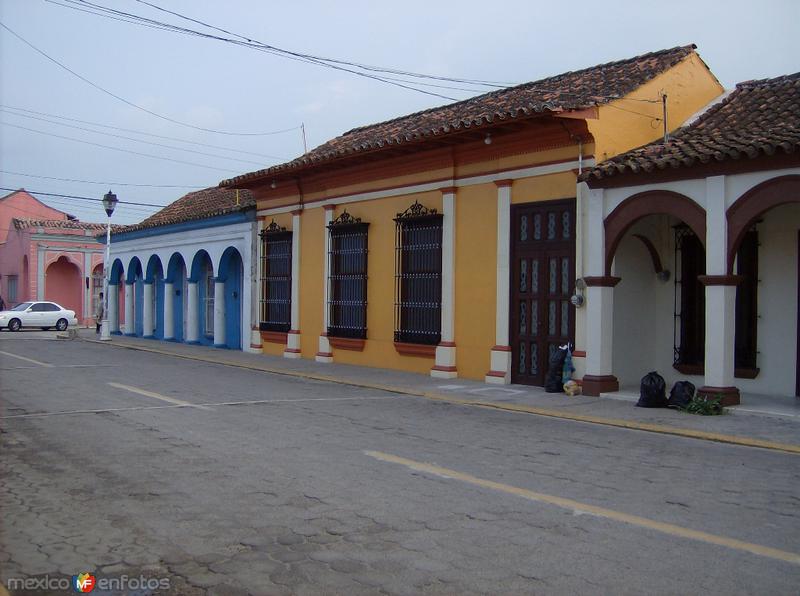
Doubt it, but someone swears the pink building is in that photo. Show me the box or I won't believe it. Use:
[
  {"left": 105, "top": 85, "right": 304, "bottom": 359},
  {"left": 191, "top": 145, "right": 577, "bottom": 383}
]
[{"left": 0, "top": 189, "right": 111, "bottom": 326}]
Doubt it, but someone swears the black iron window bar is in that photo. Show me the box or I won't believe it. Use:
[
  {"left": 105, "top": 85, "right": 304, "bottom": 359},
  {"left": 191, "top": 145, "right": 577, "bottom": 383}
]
[
  {"left": 672, "top": 224, "right": 703, "bottom": 366},
  {"left": 259, "top": 220, "right": 292, "bottom": 332},
  {"left": 393, "top": 201, "right": 443, "bottom": 345},
  {"left": 327, "top": 210, "right": 369, "bottom": 339}
]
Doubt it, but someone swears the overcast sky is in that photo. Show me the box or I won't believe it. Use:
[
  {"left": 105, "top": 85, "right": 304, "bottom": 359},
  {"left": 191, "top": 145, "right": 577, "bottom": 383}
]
[{"left": 1, "top": 0, "right": 798, "bottom": 224}]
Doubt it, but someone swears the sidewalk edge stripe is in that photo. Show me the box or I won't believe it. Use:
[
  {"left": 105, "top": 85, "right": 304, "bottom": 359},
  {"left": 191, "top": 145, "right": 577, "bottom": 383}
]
[{"left": 83, "top": 338, "right": 800, "bottom": 455}]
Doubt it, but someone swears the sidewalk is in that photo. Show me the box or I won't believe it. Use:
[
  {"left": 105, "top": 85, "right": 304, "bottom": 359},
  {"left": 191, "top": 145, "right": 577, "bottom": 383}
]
[{"left": 78, "top": 330, "right": 800, "bottom": 452}]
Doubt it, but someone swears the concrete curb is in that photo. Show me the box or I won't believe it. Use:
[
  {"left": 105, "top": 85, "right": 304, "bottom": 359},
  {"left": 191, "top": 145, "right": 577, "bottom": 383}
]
[{"left": 83, "top": 338, "right": 800, "bottom": 455}]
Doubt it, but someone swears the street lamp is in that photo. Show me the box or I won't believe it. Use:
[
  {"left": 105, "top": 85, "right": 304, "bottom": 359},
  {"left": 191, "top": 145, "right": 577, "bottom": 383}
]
[{"left": 99, "top": 190, "right": 118, "bottom": 341}]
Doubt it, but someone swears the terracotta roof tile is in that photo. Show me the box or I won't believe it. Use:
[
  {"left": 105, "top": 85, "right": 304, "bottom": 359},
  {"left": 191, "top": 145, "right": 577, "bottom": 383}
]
[
  {"left": 222, "top": 45, "right": 698, "bottom": 186},
  {"left": 12, "top": 218, "right": 122, "bottom": 232},
  {"left": 582, "top": 72, "right": 800, "bottom": 182},
  {"left": 114, "top": 186, "right": 254, "bottom": 235}
]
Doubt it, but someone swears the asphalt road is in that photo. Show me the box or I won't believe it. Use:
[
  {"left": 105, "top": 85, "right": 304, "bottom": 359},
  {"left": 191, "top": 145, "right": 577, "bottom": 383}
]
[{"left": 1, "top": 333, "right": 799, "bottom": 595}]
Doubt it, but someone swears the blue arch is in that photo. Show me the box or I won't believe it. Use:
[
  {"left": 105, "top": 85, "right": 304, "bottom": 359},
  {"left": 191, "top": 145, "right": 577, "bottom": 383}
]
[
  {"left": 167, "top": 253, "right": 187, "bottom": 342},
  {"left": 110, "top": 259, "right": 125, "bottom": 285},
  {"left": 190, "top": 250, "right": 214, "bottom": 345},
  {"left": 218, "top": 247, "right": 243, "bottom": 350},
  {"left": 125, "top": 257, "right": 144, "bottom": 336},
  {"left": 145, "top": 255, "right": 165, "bottom": 339},
  {"left": 126, "top": 257, "right": 143, "bottom": 284}
]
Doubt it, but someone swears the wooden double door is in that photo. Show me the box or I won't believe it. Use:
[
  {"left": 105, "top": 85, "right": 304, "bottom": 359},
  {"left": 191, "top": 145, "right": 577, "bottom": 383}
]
[{"left": 510, "top": 199, "right": 576, "bottom": 386}]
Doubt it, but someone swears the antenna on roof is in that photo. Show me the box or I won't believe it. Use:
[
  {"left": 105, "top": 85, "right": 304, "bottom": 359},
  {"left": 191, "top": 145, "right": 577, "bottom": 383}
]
[
  {"left": 662, "top": 93, "right": 669, "bottom": 142},
  {"left": 235, "top": 188, "right": 240, "bottom": 206},
  {"left": 301, "top": 123, "right": 308, "bottom": 154}
]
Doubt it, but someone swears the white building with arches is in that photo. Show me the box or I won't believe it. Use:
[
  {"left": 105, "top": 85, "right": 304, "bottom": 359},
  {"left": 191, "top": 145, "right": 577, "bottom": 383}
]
[
  {"left": 577, "top": 73, "right": 800, "bottom": 404},
  {"left": 107, "top": 187, "right": 259, "bottom": 352}
]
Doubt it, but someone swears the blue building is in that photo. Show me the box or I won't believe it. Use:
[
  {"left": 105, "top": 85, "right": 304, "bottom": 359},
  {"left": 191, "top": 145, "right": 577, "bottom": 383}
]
[{"left": 107, "top": 187, "right": 258, "bottom": 351}]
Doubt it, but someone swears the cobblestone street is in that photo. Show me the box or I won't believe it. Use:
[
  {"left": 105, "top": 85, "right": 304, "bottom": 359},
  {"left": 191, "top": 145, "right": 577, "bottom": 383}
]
[{"left": 1, "top": 334, "right": 799, "bottom": 594}]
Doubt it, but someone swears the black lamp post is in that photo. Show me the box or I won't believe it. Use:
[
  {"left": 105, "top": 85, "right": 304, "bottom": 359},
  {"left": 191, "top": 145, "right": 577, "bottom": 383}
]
[{"left": 99, "top": 190, "right": 117, "bottom": 340}]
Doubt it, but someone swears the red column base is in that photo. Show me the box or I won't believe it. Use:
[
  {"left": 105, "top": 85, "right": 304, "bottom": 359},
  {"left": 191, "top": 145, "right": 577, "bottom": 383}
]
[
  {"left": 697, "top": 386, "right": 740, "bottom": 406},
  {"left": 582, "top": 374, "right": 619, "bottom": 396}
]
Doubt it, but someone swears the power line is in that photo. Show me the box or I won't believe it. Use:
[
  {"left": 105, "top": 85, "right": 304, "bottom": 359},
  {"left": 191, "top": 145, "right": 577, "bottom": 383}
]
[
  {"left": 0, "top": 108, "right": 274, "bottom": 166},
  {"left": 0, "top": 20, "right": 303, "bottom": 136},
  {"left": 52, "top": 0, "right": 668, "bottom": 105},
  {"left": 47, "top": 0, "right": 467, "bottom": 101},
  {"left": 2, "top": 121, "right": 244, "bottom": 173},
  {"left": 0, "top": 169, "right": 205, "bottom": 189},
  {"left": 0, "top": 187, "right": 167, "bottom": 207},
  {"left": 1, "top": 104, "right": 292, "bottom": 159}
]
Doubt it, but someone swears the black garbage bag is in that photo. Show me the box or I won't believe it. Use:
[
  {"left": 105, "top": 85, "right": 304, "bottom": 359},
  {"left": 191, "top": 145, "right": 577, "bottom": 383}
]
[
  {"left": 637, "top": 371, "right": 667, "bottom": 407},
  {"left": 545, "top": 348, "right": 568, "bottom": 393},
  {"left": 667, "top": 381, "right": 696, "bottom": 409}
]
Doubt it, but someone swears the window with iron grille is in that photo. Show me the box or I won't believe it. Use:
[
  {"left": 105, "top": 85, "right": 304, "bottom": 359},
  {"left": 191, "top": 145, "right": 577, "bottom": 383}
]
[
  {"left": 328, "top": 211, "right": 368, "bottom": 339},
  {"left": 673, "top": 225, "right": 759, "bottom": 373},
  {"left": 203, "top": 262, "right": 214, "bottom": 337},
  {"left": 394, "top": 201, "right": 442, "bottom": 345},
  {"left": 673, "top": 226, "right": 705, "bottom": 367},
  {"left": 259, "top": 221, "right": 292, "bottom": 332}
]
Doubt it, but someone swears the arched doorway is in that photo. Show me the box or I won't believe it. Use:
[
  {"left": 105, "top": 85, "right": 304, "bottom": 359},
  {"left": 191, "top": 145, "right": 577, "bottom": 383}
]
[
  {"left": 190, "top": 250, "right": 214, "bottom": 344},
  {"left": 45, "top": 256, "right": 82, "bottom": 323},
  {"left": 146, "top": 255, "right": 165, "bottom": 339},
  {"left": 127, "top": 257, "right": 144, "bottom": 336},
  {"left": 726, "top": 176, "right": 800, "bottom": 397},
  {"left": 218, "top": 247, "right": 243, "bottom": 350},
  {"left": 91, "top": 263, "right": 103, "bottom": 327},
  {"left": 167, "top": 253, "right": 187, "bottom": 342},
  {"left": 110, "top": 259, "right": 125, "bottom": 333}
]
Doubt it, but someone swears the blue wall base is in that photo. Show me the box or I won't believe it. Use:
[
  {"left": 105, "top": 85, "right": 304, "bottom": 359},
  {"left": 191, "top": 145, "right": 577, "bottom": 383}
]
[
  {"left": 111, "top": 331, "right": 122, "bottom": 336},
  {"left": 213, "top": 343, "right": 229, "bottom": 349},
  {"left": 124, "top": 333, "right": 138, "bottom": 337},
  {"left": 186, "top": 340, "right": 202, "bottom": 345},
  {"left": 163, "top": 337, "right": 179, "bottom": 343},
  {"left": 143, "top": 335, "right": 155, "bottom": 340}
]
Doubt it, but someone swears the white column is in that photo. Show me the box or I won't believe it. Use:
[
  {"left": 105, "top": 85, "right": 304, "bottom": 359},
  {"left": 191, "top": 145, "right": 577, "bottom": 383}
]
[
  {"left": 163, "top": 281, "right": 174, "bottom": 340},
  {"left": 486, "top": 180, "right": 513, "bottom": 384},
  {"left": 124, "top": 282, "right": 134, "bottom": 335},
  {"left": 317, "top": 206, "right": 334, "bottom": 362},
  {"left": 142, "top": 282, "right": 154, "bottom": 338},
  {"left": 581, "top": 187, "right": 620, "bottom": 396},
  {"left": 186, "top": 281, "right": 199, "bottom": 343},
  {"left": 213, "top": 280, "right": 226, "bottom": 347},
  {"left": 699, "top": 175, "right": 740, "bottom": 405},
  {"left": 249, "top": 219, "right": 263, "bottom": 352},
  {"left": 432, "top": 187, "right": 457, "bottom": 379},
  {"left": 108, "top": 283, "right": 119, "bottom": 333},
  {"left": 285, "top": 210, "right": 302, "bottom": 358}
]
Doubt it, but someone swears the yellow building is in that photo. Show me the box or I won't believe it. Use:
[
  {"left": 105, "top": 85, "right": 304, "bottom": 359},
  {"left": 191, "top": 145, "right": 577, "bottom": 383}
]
[{"left": 221, "top": 45, "right": 723, "bottom": 388}]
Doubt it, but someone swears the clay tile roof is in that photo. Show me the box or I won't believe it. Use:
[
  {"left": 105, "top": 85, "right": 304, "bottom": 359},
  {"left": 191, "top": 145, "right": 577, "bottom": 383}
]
[
  {"left": 114, "top": 186, "right": 254, "bottom": 235},
  {"left": 582, "top": 72, "right": 800, "bottom": 183},
  {"left": 221, "top": 45, "right": 698, "bottom": 187},
  {"left": 12, "top": 218, "right": 122, "bottom": 232}
]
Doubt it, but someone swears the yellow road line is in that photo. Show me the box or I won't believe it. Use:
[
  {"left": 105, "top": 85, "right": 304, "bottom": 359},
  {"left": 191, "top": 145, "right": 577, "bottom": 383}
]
[
  {"left": 0, "top": 350, "right": 53, "bottom": 367},
  {"left": 89, "top": 339, "right": 800, "bottom": 455},
  {"left": 107, "top": 382, "right": 213, "bottom": 411},
  {"left": 366, "top": 450, "right": 800, "bottom": 566}
]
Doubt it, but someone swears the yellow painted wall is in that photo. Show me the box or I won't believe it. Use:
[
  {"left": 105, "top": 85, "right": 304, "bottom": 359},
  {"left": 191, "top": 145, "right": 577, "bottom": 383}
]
[
  {"left": 299, "top": 207, "right": 324, "bottom": 358},
  {"left": 454, "top": 183, "right": 497, "bottom": 379},
  {"left": 587, "top": 53, "right": 724, "bottom": 162},
  {"left": 511, "top": 172, "right": 577, "bottom": 204},
  {"left": 328, "top": 191, "right": 443, "bottom": 375}
]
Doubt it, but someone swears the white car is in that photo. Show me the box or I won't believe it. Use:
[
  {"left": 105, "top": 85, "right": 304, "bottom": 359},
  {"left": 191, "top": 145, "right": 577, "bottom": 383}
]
[{"left": 0, "top": 301, "right": 79, "bottom": 332}]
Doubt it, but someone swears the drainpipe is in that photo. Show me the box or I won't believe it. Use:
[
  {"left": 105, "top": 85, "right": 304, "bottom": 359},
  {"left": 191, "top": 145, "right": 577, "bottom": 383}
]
[{"left": 575, "top": 138, "right": 584, "bottom": 280}]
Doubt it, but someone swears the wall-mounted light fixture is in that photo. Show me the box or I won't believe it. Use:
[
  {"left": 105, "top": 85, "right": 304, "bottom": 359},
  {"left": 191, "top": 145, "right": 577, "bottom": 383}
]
[
  {"left": 270, "top": 180, "right": 277, "bottom": 189},
  {"left": 484, "top": 133, "right": 492, "bottom": 145},
  {"left": 570, "top": 277, "right": 586, "bottom": 308}
]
